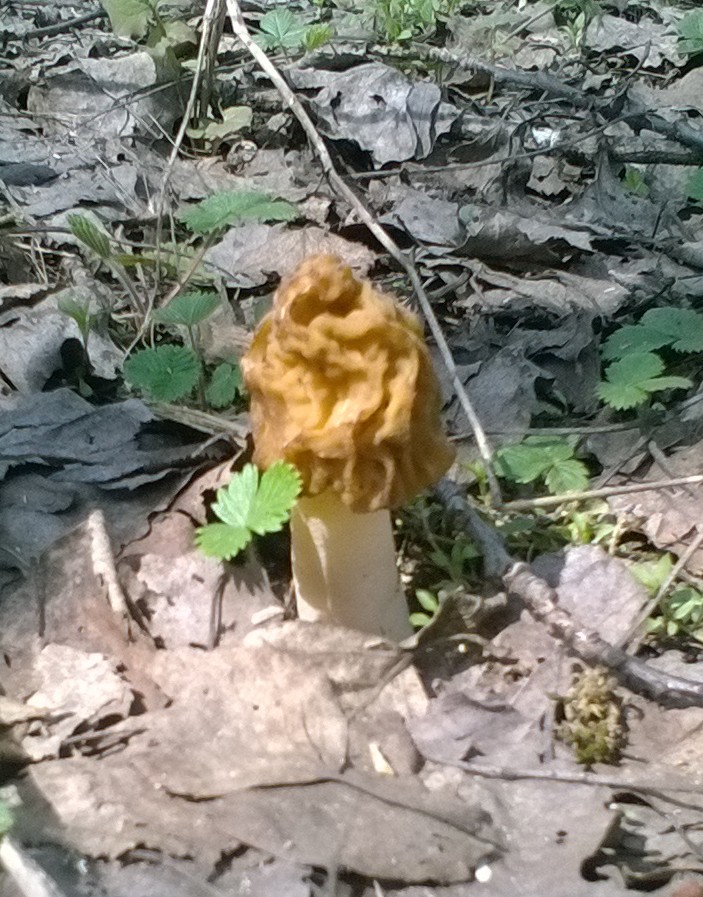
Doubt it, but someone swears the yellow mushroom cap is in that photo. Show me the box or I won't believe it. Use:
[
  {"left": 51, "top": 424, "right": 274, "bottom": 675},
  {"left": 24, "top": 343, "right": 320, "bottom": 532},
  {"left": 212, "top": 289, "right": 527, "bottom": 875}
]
[{"left": 241, "top": 255, "right": 455, "bottom": 513}]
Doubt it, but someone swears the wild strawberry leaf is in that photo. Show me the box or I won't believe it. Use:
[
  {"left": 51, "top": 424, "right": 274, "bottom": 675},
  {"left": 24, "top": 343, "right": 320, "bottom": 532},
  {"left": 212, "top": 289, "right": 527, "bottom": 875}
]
[
  {"left": 597, "top": 352, "right": 691, "bottom": 409},
  {"left": 638, "top": 308, "right": 703, "bottom": 354},
  {"left": 205, "top": 362, "right": 242, "bottom": 409},
  {"left": 153, "top": 291, "right": 220, "bottom": 326},
  {"left": 180, "top": 190, "right": 297, "bottom": 234},
  {"left": 68, "top": 213, "right": 112, "bottom": 260},
  {"left": 196, "top": 462, "right": 302, "bottom": 561},
  {"left": 123, "top": 345, "right": 200, "bottom": 401},
  {"left": 257, "top": 9, "right": 308, "bottom": 50}
]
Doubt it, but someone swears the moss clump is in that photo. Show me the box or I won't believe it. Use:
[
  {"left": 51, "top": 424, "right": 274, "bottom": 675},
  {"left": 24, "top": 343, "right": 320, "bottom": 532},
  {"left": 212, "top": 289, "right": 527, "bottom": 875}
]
[{"left": 557, "top": 666, "right": 625, "bottom": 766}]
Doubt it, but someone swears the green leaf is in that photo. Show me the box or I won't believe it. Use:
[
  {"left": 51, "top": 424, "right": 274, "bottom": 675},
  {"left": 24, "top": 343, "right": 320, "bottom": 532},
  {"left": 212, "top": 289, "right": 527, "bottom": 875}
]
[
  {"left": 409, "top": 612, "right": 432, "bottom": 628},
  {"left": 687, "top": 168, "right": 703, "bottom": 202},
  {"left": 57, "top": 295, "right": 92, "bottom": 339},
  {"left": 100, "top": 0, "right": 154, "bottom": 39},
  {"left": 180, "top": 190, "right": 297, "bottom": 234},
  {"left": 195, "top": 462, "right": 302, "bottom": 561},
  {"left": 622, "top": 167, "right": 649, "bottom": 197},
  {"left": 153, "top": 291, "right": 220, "bottom": 326},
  {"left": 415, "top": 588, "right": 439, "bottom": 613},
  {"left": 545, "top": 459, "right": 589, "bottom": 494},
  {"left": 124, "top": 345, "right": 200, "bottom": 401},
  {"left": 195, "top": 522, "right": 251, "bottom": 560},
  {"left": 68, "top": 214, "right": 112, "bottom": 260},
  {"left": 679, "top": 10, "right": 703, "bottom": 55},
  {"left": 257, "top": 9, "right": 308, "bottom": 50},
  {"left": 247, "top": 461, "right": 303, "bottom": 534},
  {"left": 597, "top": 352, "right": 691, "bottom": 410},
  {"left": 0, "top": 800, "right": 12, "bottom": 837},
  {"left": 638, "top": 308, "right": 703, "bottom": 354},
  {"left": 205, "top": 362, "right": 242, "bottom": 409},
  {"left": 495, "top": 437, "right": 574, "bottom": 484},
  {"left": 630, "top": 554, "right": 673, "bottom": 595},
  {"left": 601, "top": 324, "right": 670, "bottom": 360},
  {"left": 304, "top": 22, "right": 333, "bottom": 51},
  {"left": 187, "top": 106, "right": 253, "bottom": 143}
]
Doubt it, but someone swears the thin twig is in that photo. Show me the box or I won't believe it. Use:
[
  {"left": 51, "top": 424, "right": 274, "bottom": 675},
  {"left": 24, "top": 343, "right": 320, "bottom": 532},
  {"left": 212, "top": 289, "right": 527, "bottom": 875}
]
[
  {"left": 501, "top": 474, "right": 703, "bottom": 511},
  {"left": 224, "top": 0, "right": 502, "bottom": 507}
]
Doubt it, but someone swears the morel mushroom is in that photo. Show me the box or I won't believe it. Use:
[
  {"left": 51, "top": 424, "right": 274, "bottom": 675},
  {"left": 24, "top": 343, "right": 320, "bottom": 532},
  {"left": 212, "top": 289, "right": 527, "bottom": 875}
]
[{"left": 241, "top": 255, "right": 455, "bottom": 641}]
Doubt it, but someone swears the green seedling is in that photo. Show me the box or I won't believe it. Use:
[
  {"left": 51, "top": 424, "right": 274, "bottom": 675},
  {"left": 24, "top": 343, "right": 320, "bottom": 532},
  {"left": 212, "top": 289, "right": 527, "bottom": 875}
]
[
  {"left": 58, "top": 295, "right": 94, "bottom": 352},
  {"left": 646, "top": 586, "right": 703, "bottom": 642},
  {"left": 125, "top": 291, "right": 244, "bottom": 407},
  {"left": 196, "top": 462, "right": 302, "bottom": 561},
  {"left": 409, "top": 587, "right": 440, "bottom": 628},
  {"left": 495, "top": 435, "right": 589, "bottom": 495}
]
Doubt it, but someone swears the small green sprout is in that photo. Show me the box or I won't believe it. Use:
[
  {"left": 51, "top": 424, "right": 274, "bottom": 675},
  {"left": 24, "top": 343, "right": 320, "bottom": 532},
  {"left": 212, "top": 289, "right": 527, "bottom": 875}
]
[
  {"left": 196, "top": 462, "right": 302, "bottom": 561},
  {"left": 495, "top": 436, "right": 589, "bottom": 495}
]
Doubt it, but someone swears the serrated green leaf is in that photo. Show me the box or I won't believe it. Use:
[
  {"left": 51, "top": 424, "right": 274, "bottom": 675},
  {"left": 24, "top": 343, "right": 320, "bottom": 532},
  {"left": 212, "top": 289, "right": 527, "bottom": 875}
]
[
  {"left": 545, "top": 459, "right": 589, "bottom": 494},
  {"left": 124, "top": 345, "right": 200, "bottom": 401},
  {"left": 247, "top": 462, "right": 303, "bottom": 534},
  {"left": 68, "top": 214, "right": 112, "bottom": 260},
  {"left": 101, "top": 0, "right": 154, "bottom": 39},
  {"left": 198, "top": 462, "right": 302, "bottom": 561},
  {"left": 180, "top": 191, "right": 297, "bottom": 234},
  {"left": 195, "top": 522, "right": 251, "bottom": 560},
  {"left": 601, "top": 324, "right": 670, "bottom": 360},
  {"left": 153, "top": 291, "right": 220, "bottom": 326},
  {"left": 495, "top": 437, "right": 574, "bottom": 484},
  {"left": 212, "top": 464, "right": 259, "bottom": 529},
  {"left": 638, "top": 308, "right": 703, "bottom": 354},
  {"left": 205, "top": 363, "right": 242, "bottom": 409},
  {"left": 258, "top": 9, "right": 308, "bottom": 50},
  {"left": 597, "top": 349, "right": 691, "bottom": 409}
]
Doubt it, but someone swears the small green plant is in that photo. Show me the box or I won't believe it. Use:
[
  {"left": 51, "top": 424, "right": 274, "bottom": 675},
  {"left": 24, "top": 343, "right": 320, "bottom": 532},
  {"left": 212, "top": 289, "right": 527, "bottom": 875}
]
[
  {"left": 410, "top": 587, "right": 440, "bottom": 628},
  {"left": 178, "top": 190, "right": 297, "bottom": 234},
  {"left": 58, "top": 295, "right": 94, "bottom": 351},
  {"left": 368, "top": 0, "right": 461, "bottom": 43},
  {"left": 597, "top": 307, "right": 703, "bottom": 411},
  {"left": 256, "top": 9, "right": 309, "bottom": 51},
  {"left": 186, "top": 106, "right": 253, "bottom": 152},
  {"left": 100, "top": 0, "right": 196, "bottom": 58},
  {"left": 597, "top": 352, "right": 692, "bottom": 411},
  {"left": 679, "top": 9, "right": 703, "bottom": 56},
  {"left": 495, "top": 436, "right": 590, "bottom": 495},
  {"left": 196, "top": 462, "right": 302, "bottom": 560},
  {"left": 647, "top": 587, "right": 703, "bottom": 641},
  {"left": 124, "top": 290, "right": 243, "bottom": 407},
  {"left": 123, "top": 344, "right": 201, "bottom": 402},
  {"left": 622, "top": 166, "right": 649, "bottom": 197},
  {"left": 122, "top": 189, "right": 298, "bottom": 406}
]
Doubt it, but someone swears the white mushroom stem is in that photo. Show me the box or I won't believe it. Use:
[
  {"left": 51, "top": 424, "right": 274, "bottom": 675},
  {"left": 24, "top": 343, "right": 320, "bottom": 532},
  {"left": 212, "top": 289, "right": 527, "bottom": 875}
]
[{"left": 290, "top": 491, "right": 413, "bottom": 641}]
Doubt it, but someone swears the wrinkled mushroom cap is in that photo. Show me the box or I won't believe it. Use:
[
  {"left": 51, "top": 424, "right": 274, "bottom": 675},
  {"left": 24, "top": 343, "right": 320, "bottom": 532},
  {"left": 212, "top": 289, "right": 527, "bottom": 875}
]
[{"left": 241, "top": 255, "right": 455, "bottom": 513}]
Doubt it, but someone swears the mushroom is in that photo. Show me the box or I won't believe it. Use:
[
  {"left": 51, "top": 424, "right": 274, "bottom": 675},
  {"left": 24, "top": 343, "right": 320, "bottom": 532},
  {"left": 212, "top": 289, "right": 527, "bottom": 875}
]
[{"left": 241, "top": 255, "right": 455, "bottom": 641}]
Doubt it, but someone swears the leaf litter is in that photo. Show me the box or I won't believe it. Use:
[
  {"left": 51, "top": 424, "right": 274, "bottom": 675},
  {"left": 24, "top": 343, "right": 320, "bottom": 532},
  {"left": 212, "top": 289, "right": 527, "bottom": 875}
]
[{"left": 3, "top": 0, "right": 703, "bottom": 895}]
